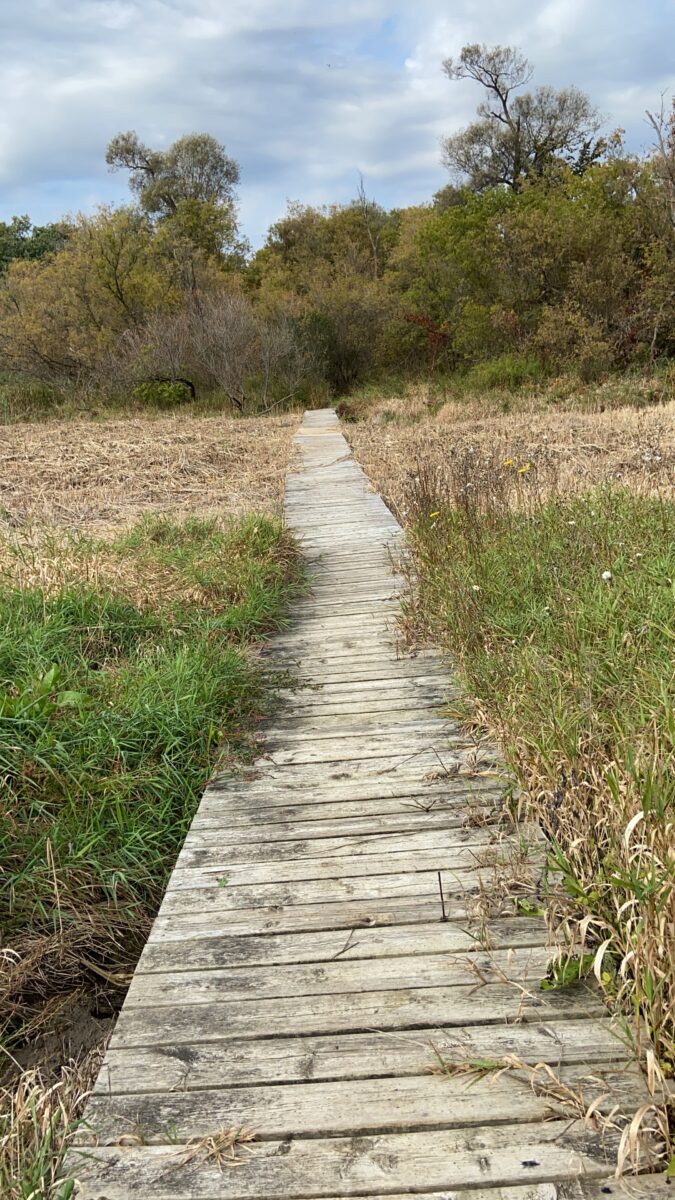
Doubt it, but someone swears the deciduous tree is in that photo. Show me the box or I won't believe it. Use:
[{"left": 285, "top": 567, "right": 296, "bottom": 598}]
[{"left": 442, "top": 44, "right": 603, "bottom": 191}]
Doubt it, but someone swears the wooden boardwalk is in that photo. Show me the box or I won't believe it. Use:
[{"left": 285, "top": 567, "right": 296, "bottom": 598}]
[{"left": 69, "top": 410, "right": 664, "bottom": 1199}]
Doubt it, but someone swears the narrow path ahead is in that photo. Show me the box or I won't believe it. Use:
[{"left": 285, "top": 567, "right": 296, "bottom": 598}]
[{"left": 70, "top": 411, "right": 663, "bottom": 1199}]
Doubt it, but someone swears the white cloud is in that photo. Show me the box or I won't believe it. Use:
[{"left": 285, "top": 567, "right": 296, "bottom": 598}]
[{"left": 0, "top": 0, "right": 673, "bottom": 243}]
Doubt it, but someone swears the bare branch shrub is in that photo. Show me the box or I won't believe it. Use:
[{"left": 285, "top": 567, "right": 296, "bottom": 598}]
[{"left": 97, "top": 290, "right": 314, "bottom": 411}]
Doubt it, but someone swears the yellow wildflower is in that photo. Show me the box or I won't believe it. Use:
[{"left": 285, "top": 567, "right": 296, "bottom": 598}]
[
  {"left": 502, "top": 458, "right": 513, "bottom": 467},
  {"left": 518, "top": 463, "right": 532, "bottom": 474},
  {"left": 429, "top": 511, "right": 440, "bottom": 518}
]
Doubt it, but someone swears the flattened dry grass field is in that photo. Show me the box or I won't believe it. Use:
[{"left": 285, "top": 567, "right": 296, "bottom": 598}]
[
  {"left": 349, "top": 393, "right": 675, "bottom": 521},
  {"left": 0, "top": 412, "right": 297, "bottom": 535}
]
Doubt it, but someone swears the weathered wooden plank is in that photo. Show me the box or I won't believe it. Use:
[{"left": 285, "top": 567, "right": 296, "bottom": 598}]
[
  {"left": 261, "top": 719, "right": 449, "bottom": 744},
  {"left": 191, "top": 793, "right": 498, "bottom": 828},
  {"left": 269, "top": 619, "right": 392, "bottom": 640},
  {"left": 195, "top": 794, "right": 504, "bottom": 825},
  {"left": 289, "top": 602, "right": 402, "bottom": 620},
  {"left": 189, "top": 806, "right": 495, "bottom": 840},
  {"left": 125, "top": 947, "right": 553, "bottom": 1008},
  {"left": 272, "top": 645, "right": 403, "bottom": 662},
  {"left": 255, "top": 736, "right": 479, "bottom": 767},
  {"left": 269, "top": 643, "right": 403, "bottom": 663},
  {"left": 221, "top": 754, "right": 501, "bottom": 785},
  {"left": 158, "top": 869, "right": 499, "bottom": 915},
  {"left": 176, "top": 824, "right": 516, "bottom": 863},
  {"left": 272, "top": 687, "right": 450, "bottom": 707},
  {"left": 268, "top": 658, "right": 446, "bottom": 679},
  {"left": 93, "top": 1018, "right": 629, "bottom": 1094},
  {"left": 199, "top": 774, "right": 506, "bottom": 809},
  {"left": 270, "top": 680, "right": 449, "bottom": 701},
  {"left": 272, "top": 678, "right": 452, "bottom": 700},
  {"left": 265, "top": 708, "right": 448, "bottom": 729},
  {"left": 271, "top": 699, "right": 449, "bottom": 720},
  {"left": 64, "top": 1121, "right": 629, "bottom": 1198},
  {"left": 111, "top": 981, "right": 604, "bottom": 1048},
  {"left": 141, "top": 917, "right": 548, "bottom": 966},
  {"left": 267, "top": 676, "right": 446, "bottom": 696},
  {"left": 295, "top": 581, "right": 404, "bottom": 598},
  {"left": 168, "top": 841, "right": 539, "bottom": 887},
  {"left": 72, "top": 1185, "right": 671, "bottom": 1200},
  {"left": 79, "top": 1064, "right": 645, "bottom": 1146},
  {"left": 150, "top": 895, "right": 481, "bottom": 938}
]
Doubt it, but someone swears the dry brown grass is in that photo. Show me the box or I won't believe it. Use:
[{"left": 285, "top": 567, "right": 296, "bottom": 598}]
[
  {"left": 0, "top": 1046, "right": 104, "bottom": 1199},
  {"left": 349, "top": 397, "right": 675, "bottom": 522},
  {"left": 0, "top": 412, "right": 297, "bottom": 536}
]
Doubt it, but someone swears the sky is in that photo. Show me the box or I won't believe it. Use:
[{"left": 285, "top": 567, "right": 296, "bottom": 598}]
[{"left": 0, "top": 0, "right": 674, "bottom": 247}]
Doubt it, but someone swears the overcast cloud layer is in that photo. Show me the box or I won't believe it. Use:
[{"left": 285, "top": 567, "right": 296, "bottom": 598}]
[{"left": 1, "top": 0, "right": 674, "bottom": 245}]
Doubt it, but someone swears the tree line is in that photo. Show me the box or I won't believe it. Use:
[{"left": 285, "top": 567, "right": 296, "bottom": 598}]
[{"left": 1, "top": 44, "right": 674, "bottom": 411}]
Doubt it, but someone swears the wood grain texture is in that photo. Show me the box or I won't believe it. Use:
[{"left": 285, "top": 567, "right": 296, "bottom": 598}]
[
  {"left": 66, "top": 409, "right": 654, "bottom": 1199},
  {"left": 64, "top": 1122, "right": 646, "bottom": 1199}
]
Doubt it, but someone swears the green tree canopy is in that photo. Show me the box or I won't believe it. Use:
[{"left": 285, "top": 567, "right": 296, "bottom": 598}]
[
  {"left": 106, "top": 132, "right": 244, "bottom": 261},
  {"left": 0, "top": 215, "right": 69, "bottom": 275}
]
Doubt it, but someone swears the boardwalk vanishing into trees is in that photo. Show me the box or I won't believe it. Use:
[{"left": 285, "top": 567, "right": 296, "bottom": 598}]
[{"left": 66, "top": 411, "right": 665, "bottom": 1199}]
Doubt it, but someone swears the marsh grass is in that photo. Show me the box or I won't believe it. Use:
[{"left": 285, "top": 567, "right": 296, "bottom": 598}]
[
  {"left": 0, "top": 411, "right": 297, "bottom": 536},
  {"left": 404, "top": 458, "right": 675, "bottom": 1071},
  {"left": 0, "top": 512, "right": 301, "bottom": 1196}
]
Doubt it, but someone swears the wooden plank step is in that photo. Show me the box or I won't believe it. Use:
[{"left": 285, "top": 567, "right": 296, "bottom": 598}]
[
  {"left": 150, "top": 895, "right": 485, "bottom": 938},
  {"left": 110, "top": 981, "right": 604, "bottom": 1048},
  {"left": 124, "top": 947, "right": 554, "bottom": 1008},
  {"left": 198, "top": 775, "right": 505, "bottom": 808},
  {"left": 176, "top": 824, "right": 516, "bottom": 862},
  {"left": 78, "top": 1065, "right": 645, "bottom": 1146},
  {"left": 158, "top": 870, "right": 511, "bottom": 915},
  {"left": 65, "top": 1121, "right": 637, "bottom": 1198},
  {"left": 269, "top": 681, "right": 449, "bottom": 700},
  {"left": 166, "top": 851, "right": 526, "bottom": 889},
  {"left": 189, "top": 807, "right": 498, "bottom": 839},
  {"left": 257, "top": 736, "right": 478, "bottom": 767},
  {"left": 192, "top": 797, "right": 502, "bottom": 826},
  {"left": 227, "top": 755, "right": 501, "bottom": 785},
  {"left": 93, "top": 1018, "right": 630, "bottom": 1094},
  {"left": 261, "top": 718, "right": 450, "bottom": 741},
  {"left": 140, "top": 918, "right": 548, "bottom": 966}
]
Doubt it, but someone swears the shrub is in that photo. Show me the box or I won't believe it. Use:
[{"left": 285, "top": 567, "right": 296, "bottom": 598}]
[
  {"left": 131, "top": 379, "right": 194, "bottom": 408},
  {"left": 464, "top": 353, "right": 545, "bottom": 392}
]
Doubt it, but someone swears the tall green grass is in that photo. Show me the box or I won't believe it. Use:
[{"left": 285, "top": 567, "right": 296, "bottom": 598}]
[{"left": 407, "top": 464, "right": 675, "bottom": 1067}]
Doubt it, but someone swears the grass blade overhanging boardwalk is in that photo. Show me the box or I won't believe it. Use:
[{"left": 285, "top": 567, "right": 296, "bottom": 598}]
[{"left": 63, "top": 410, "right": 665, "bottom": 1199}]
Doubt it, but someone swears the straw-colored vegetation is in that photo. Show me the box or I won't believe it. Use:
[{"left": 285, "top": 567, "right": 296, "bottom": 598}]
[
  {"left": 348, "top": 375, "right": 675, "bottom": 518},
  {"left": 0, "top": 412, "right": 297, "bottom": 535}
]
